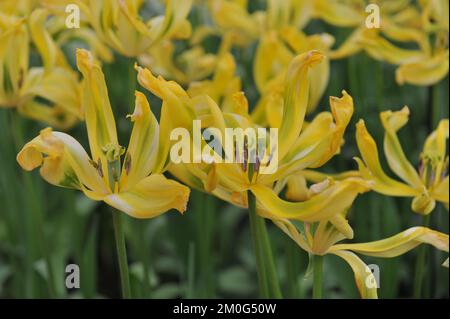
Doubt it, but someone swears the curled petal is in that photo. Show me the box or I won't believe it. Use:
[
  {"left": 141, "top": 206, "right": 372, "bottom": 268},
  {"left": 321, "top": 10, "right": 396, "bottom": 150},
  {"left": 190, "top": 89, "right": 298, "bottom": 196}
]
[
  {"left": 17, "top": 128, "right": 108, "bottom": 199},
  {"left": 330, "top": 250, "right": 378, "bottom": 299},
  {"left": 355, "top": 120, "right": 419, "bottom": 196},
  {"left": 380, "top": 107, "right": 423, "bottom": 188},
  {"left": 312, "top": 90, "right": 354, "bottom": 167}
]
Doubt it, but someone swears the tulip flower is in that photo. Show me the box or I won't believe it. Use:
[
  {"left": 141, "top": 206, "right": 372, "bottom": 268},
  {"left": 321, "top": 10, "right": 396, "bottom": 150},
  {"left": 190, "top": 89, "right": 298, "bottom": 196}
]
[
  {"left": 43, "top": 0, "right": 193, "bottom": 58},
  {"left": 17, "top": 49, "right": 190, "bottom": 218},
  {"left": 326, "top": 0, "right": 449, "bottom": 86},
  {"left": 207, "top": 0, "right": 334, "bottom": 114},
  {"left": 136, "top": 50, "right": 361, "bottom": 221},
  {"left": 268, "top": 177, "right": 449, "bottom": 299},
  {"left": 17, "top": 49, "right": 190, "bottom": 298},
  {"left": 135, "top": 50, "right": 366, "bottom": 297},
  {"left": 355, "top": 107, "right": 448, "bottom": 215},
  {"left": 0, "top": 9, "right": 82, "bottom": 129}
]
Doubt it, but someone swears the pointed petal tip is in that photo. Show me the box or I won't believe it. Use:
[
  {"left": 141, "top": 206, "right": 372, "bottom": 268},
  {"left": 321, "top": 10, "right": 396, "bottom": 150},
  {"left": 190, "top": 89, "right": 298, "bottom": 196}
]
[{"left": 175, "top": 187, "right": 191, "bottom": 215}]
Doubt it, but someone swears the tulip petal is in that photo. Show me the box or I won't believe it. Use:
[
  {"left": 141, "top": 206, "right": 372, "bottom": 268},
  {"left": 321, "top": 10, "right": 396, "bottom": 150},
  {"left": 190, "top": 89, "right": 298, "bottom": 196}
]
[
  {"left": 278, "top": 50, "right": 324, "bottom": 159},
  {"left": 272, "top": 218, "right": 311, "bottom": 252},
  {"left": 20, "top": 67, "right": 82, "bottom": 121},
  {"left": 330, "top": 250, "right": 378, "bottom": 299},
  {"left": 330, "top": 227, "right": 449, "bottom": 258},
  {"left": 29, "top": 9, "right": 67, "bottom": 71},
  {"left": 312, "top": 90, "right": 354, "bottom": 167},
  {"left": 250, "top": 178, "right": 370, "bottom": 221},
  {"left": 17, "top": 128, "right": 108, "bottom": 199},
  {"left": 431, "top": 176, "right": 449, "bottom": 205},
  {"left": 76, "top": 49, "right": 119, "bottom": 185},
  {"left": 355, "top": 119, "right": 419, "bottom": 196},
  {"left": 396, "top": 50, "right": 449, "bottom": 86},
  {"left": 313, "top": 0, "right": 362, "bottom": 27},
  {"left": 380, "top": 107, "right": 423, "bottom": 188},
  {"left": 104, "top": 174, "right": 190, "bottom": 219},
  {"left": 119, "top": 92, "right": 159, "bottom": 192}
]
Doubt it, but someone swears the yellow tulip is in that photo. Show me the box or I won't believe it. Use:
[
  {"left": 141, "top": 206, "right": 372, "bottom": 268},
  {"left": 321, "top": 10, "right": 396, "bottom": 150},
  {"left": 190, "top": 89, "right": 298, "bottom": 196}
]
[
  {"left": 136, "top": 50, "right": 362, "bottom": 222},
  {"left": 0, "top": 0, "right": 39, "bottom": 16},
  {"left": 43, "top": 0, "right": 193, "bottom": 57},
  {"left": 0, "top": 9, "right": 82, "bottom": 129},
  {"left": 253, "top": 28, "right": 334, "bottom": 116},
  {"left": 355, "top": 107, "right": 449, "bottom": 215},
  {"left": 17, "top": 49, "right": 190, "bottom": 219},
  {"left": 269, "top": 177, "right": 449, "bottom": 299},
  {"left": 327, "top": 0, "right": 449, "bottom": 86}
]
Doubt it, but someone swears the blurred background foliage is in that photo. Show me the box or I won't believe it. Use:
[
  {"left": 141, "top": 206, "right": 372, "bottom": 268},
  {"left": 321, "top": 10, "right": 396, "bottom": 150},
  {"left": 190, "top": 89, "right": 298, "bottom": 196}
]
[{"left": 0, "top": 0, "right": 448, "bottom": 299}]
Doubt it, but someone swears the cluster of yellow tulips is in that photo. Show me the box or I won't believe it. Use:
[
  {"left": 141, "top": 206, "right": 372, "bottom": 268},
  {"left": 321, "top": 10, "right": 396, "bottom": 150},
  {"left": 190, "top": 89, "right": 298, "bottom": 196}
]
[{"left": 1, "top": 0, "right": 448, "bottom": 299}]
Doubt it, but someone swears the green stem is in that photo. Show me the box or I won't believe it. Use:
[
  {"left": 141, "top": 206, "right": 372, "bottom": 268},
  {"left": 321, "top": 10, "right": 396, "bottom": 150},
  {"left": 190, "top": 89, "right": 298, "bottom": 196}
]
[
  {"left": 258, "top": 218, "right": 282, "bottom": 298},
  {"left": 195, "top": 192, "right": 215, "bottom": 297},
  {"left": 285, "top": 239, "right": 300, "bottom": 298},
  {"left": 112, "top": 211, "right": 131, "bottom": 299},
  {"left": 313, "top": 254, "right": 324, "bottom": 299},
  {"left": 137, "top": 221, "right": 151, "bottom": 297},
  {"left": 414, "top": 214, "right": 431, "bottom": 299},
  {"left": 247, "top": 191, "right": 282, "bottom": 298}
]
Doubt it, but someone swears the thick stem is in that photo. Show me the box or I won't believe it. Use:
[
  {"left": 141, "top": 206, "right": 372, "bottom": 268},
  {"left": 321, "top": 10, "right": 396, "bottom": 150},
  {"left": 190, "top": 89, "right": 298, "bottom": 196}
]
[
  {"left": 414, "top": 214, "right": 431, "bottom": 299},
  {"left": 313, "top": 254, "right": 324, "bottom": 299},
  {"left": 112, "top": 211, "right": 131, "bottom": 299}
]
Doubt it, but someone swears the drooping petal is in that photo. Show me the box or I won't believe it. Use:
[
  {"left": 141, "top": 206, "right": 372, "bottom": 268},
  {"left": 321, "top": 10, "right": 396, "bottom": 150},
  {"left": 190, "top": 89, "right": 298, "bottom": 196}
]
[
  {"left": 396, "top": 50, "right": 449, "bottom": 86},
  {"left": 330, "top": 250, "right": 378, "bottom": 299},
  {"left": 17, "top": 128, "right": 108, "bottom": 199},
  {"left": 380, "top": 107, "right": 423, "bottom": 188},
  {"left": 250, "top": 178, "right": 370, "bottom": 221},
  {"left": 329, "top": 227, "right": 449, "bottom": 260},
  {"left": 355, "top": 119, "right": 419, "bottom": 196},
  {"left": 361, "top": 33, "right": 424, "bottom": 65},
  {"left": 119, "top": 92, "right": 159, "bottom": 192},
  {"left": 104, "top": 174, "right": 190, "bottom": 219}
]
